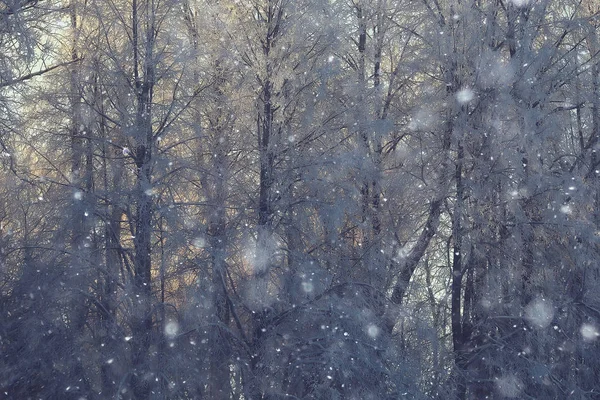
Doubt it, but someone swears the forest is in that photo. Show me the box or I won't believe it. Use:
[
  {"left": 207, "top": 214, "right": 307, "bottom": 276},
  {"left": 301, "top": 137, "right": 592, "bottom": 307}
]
[{"left": 1, "top": 0, "right": 600, "bottom": 398}]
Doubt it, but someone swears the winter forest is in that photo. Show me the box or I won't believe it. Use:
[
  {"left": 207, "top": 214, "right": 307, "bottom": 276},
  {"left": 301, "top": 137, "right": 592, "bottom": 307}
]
[{"left": 3, "top": 0, "right": 600, "bottom": 398}]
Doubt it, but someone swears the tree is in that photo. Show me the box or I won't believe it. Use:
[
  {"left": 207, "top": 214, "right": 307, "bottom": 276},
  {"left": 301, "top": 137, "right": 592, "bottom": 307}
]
[{"left": 3, "top": 0, "right": 600, "bottom": 399}]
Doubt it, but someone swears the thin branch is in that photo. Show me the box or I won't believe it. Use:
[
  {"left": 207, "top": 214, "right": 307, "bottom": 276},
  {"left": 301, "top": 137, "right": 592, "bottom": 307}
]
[{"left": 0, "top": 58, "right": 82, "bottom": 89}]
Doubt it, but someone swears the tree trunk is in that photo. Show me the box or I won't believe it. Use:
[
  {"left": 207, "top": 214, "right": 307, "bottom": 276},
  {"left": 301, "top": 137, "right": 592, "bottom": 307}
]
[
  {"left": 451, "top": 141, "right": 467, "bottom": 400},
  {"left": 130, "top": 0, "right": 156, "bottom": 397}
]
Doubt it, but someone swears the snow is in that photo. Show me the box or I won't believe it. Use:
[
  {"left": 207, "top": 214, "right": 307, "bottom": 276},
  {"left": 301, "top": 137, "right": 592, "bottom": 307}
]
[
  {"left": 192, "top": 237, "right": 206, "bottom": 248},
  {"left": 456, "top": 88, "right": 475, "bottom": 104},
  {"left": 164, "top": 321, "right": 179, "bottom": 339},
  {"left": 495, "top": 375, "right": 523, "bottom": 398},
  {"left": 508, "top": 0, "right": 530, "bottom": 7},
  {"left": 525, "top": 298, "right": 554, "bottom": 329},
  {"left": 301, "top": 281, "right": 314, "bottom": 293},
  {"left": 560, "top": 204, "right": 572, "bottom": 214},
  {"left": 580, "top": 324, "right": 600, "bottom": 342},
  {"left": 367, "top": 324, "right": 380, "bottom": 339}
]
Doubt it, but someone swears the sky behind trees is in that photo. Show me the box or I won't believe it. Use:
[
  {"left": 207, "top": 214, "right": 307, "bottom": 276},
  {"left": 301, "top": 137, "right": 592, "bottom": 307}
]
[{"left": 2, "top": 0, "right": 600, "bottom": 399}]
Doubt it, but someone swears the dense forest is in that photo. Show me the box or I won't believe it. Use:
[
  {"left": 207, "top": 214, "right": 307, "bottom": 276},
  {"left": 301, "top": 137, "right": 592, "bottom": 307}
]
[{"left": 1, "top": 0, "right": 600, "bottom": 398}]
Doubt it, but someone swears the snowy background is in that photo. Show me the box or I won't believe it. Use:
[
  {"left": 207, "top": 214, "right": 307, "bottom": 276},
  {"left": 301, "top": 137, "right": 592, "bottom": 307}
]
[{"left": 1, "top": 0, "right": 600, "bottom": 398}]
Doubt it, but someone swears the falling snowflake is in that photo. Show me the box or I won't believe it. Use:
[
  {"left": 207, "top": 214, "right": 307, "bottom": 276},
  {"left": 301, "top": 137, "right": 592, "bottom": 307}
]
[
  {"left": 192, "top": 237, "right": 206, "bottom": 248},
  {"left": 495, "top": 375, "right": 523, "bottom": 398},
  {"left": 525, "top": 298, "right": 554, "bottom": 329},
  {"left": 456, "top": 88, "right": 475, "bottom": 104},
  {"left": 367, "top": 324, "right": 380, "bottom": 339},
  {"left": 560, "top": 204, "right": 572, "bottom": 215},
  {"left": 581, "top": 323, "right": 600, "bottom": 342},
  {"left": 508, "top": 0, "right": 530, "bottom": 7},
  {"left": 301, "top": 281, "right": 314, "bottom": 293},
  {"left": 164, "top": 321, "right": 179, "bottom": 339}
]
